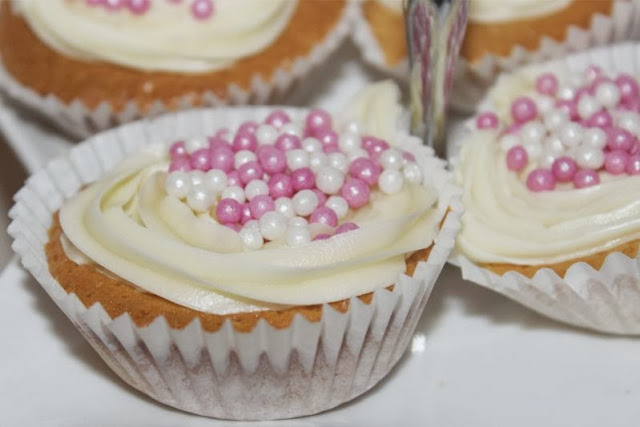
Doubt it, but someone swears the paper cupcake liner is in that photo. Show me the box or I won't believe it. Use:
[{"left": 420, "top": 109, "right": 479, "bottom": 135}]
[
  {"left": 8, "top": 106, "right": 463, "bottom": 420},
  {"left": 0, "top": 2, "right": 357, "bottom": 141},
  {"left": 351, "top": 1, "right": 409, "bottom": 79},
  {"left": 450, "top": 0, "right": 640, "bottom": 112},
  {"left": 448, "top": 42, "right": 640, "bottom": 335}
]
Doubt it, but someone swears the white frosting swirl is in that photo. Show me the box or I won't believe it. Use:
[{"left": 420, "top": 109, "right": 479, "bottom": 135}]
[
  {"left": 59, "top": 81, "right": 443, "bottom": 314},
  {"left": 15, "top": 0, "right": 297, "bottom": 73},
  {"left": 456, "top": 129, "right": 640, "bottom": 266},
  {"left": 469, "top": 0, "right": 571, "bottom": 23}
]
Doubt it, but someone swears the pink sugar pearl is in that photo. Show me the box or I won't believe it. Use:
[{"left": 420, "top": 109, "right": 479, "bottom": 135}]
[
  {"left": 268, "top": 173, "right": 294, "bottom": 198},
  {"left": 238, "top": 161, "right": 263, "bottom": 185},
  {"left": 616, "top": 74, "right": 640, "bottom": 103},
  {"left": 604, "top": 150, "right": 629, "bottom": 174},
  {"left": 210, "top": 146, "right": 234, "bottom": 173},
  {"left": 291, "top": 167, "right": 316, "bottom": 191},
  {"left": 361, "top": 136, "right": 377, "bottom": 151},
  {"left": 335, "top": 222, "right": 359, "bottom": 234},
  {"left": 312, "top": 188, "right": 327, "bottom": 207},
  {"left": 227, "top": 170, "right": 241, "bottom": 187},
  {"left": 191, "top": 0, "right": 214, "bottom": 19},
  {"left": 349, "top": 157, "right": 381, "bottom": 186},
  {"left": 216, "top": 198, "right": 242, "bottom": 223},
  {"left": 232, "top": 130, "right": 258, "bottom": 152},
  {"left": 305, "top": 109, "right": 332, "bottom": 137},
  {"left": 551, "top": 157, "right": 578, "bottom": 182},
  {"left": 314, "top": 233, "right": 332, "bottom": 241},
  {"left": 208, "top": 136, "right": 232, "bottom": 151},
  {"left": 364, "top": 139, "right": 390, "bottom": 159},
  {"left": 630, "top": 142, "right": 640, "bottom": 155},
  {"left": 265, "top": 110, "right": 291, "bottom": 128},
  {"left": 555, "top": 99, "right": 579, "bottom": 121},
  {"left": 168, "top": 157, "right": 192, "bottom": 172},
  {"left": 626, "top": 154, "right": 640, "bottom": 174},
  {"left": 511, "top": 97, "right": 538, "bottom": 124},
  {"left": 504, "top": 123, "right": 522, "bottom": 135},
  {"left": 274, "top": 133, "right": 302, "bottom": 152},
  {"left": 476, "top": 112, "right": 499, "bottom": 129},
  {"left": 506, "top": 145, "right": 528, "bottom": 171},
  {"left": 316, "top": 129, "right": 340, "bottom": 153},
  {"left": 169, "top": 141, "right": 187, "bottom": 158},
  {"left": 248, "top": 195, "right": 275, "bottom": 219},
  {"left": 238, "top": 121, "right": 259, "bottom": 135},
  {"left": 573, "top": 169, "right": 600, "bottom": 188},
  {"left": 310, "top": 206, "right": 339, "bottom": 227},
  {"left": 190, "top": 148, "right": 212, "bottom": 171},
  {"left": 526, "top": 168, "right": 556, "bottom": 192},
  {"left": 126, "top": 0, "right": 150, "bottom": 14},
  {"left": 257, "top": 146, "right": 287, "bottom": 174},
  {"left": 103, "top": 0, "right": 124, "bottom": 10},
  {"left": 586, "top": 110, "right": 613, "bottom": 128},
  {"left": 607, "top": 128, "right": 636, "bottom": 151},
  {"left": 585, "top": 65, "right": 602, "bottom": 81},
  {"left": 535, "top": 73, "right": 559, "bottom": 96},
  {"left": 240, "top": 203, "right": 252, "bottom": 225},
  {"left": 341, "top": 178, "right": 370, "bottom": 208}
]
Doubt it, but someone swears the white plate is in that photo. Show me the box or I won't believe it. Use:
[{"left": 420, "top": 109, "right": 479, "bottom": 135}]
[{"left": 1, "top": 43, "right": 640, "bottom": 426}]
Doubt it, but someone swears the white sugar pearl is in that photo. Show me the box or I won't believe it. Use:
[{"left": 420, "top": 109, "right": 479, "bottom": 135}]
[
  {"left": 558, "top": 122, "right": 584, "bottom": 148},
  {"left": 189, "top": 170, "right": 205, "bottom": 186},
  {"left": 534, "top": 95, "right": 555, "bottom": 114},
  {"left": 339, "top": 131, "right": 361, "bottom": 153},
  {"left": 328, "top": 152, "right": 349, "bottom": 173},
  {"left": 575, "top": 145, "right": 605, "bottom": 169},
  {"left": 165, "top": 171, "right": 191, "bottom": 199},
  {"left": 316, "top": 166, "right": 345, "bottom": 195},
  {"left": 222, "top": 185, "right": 245, "bottom": 203},
  {"left": 185, "top": 136, "right": 208, "bottom": 153},
  {"left": 292, "top": 189, "right": 319, "bottom": 216},
  {"left": 499, "top": 134, "right": 520, "bottom": 152},
  {"left": 275, "top": 197, "right": 295, "bottom": 219},
  {"left": 342, "top": 120, "right": 363, "bottom": 134},
  {"left": 288, "top": 216, "right": 308, "bottom": 227},
  {"left": 539, "top": 152, "right": 556, "bottom": 169},
  {"left": 325, "top": 196, "right": 349, "bottom": 219},
  {"left": 286, "top": 149, "right": 309, "bottom": 170},
  {"left": 245, "top": 179, "right": 269, "bottom": 200},
  {"left": 286, "top": 225, "right": 312, "bottom": 247},
  {"left": 403, "top": 162, "right": 423, "bottom": 184},
  {"left": 239, "top": 227, "right": 264, "bottom": 250},
  {"left": 302, "top": 137, "right": 322, "bottom": 153},
  {"left": 280, "top": 122, "right": 302, "bottom": 137},
  {"left": 616, "top": 111, "right": 640, "bottom": 137},
  {"left": 523, "top": 140, "right": 543, "bottom": 160},
  {"left": 582, "top": 127, "right": 607, "bottom": 149},
  {"left": 378, "top": 169, "right": 404, "bottom": 194},
  {"left": 520, "top": 121, "right": 546, "bottom": 145},
  {"left": 544, "top": 135, "right": 565, "bottom": 157},
  {"left": 256, "top": 124, "right": 278, "bottom": 145},
  {"left": 558, "top": 86, "right": 575, "bottom": 100},
  {"left": 379, "top": 148, "right": 404, "bottom": 170},
  {"left": 234, "top": 150, "right": 257, "bottom": 170},
  {"left": 577, "top": 95, "right": 602, "bottom": 120},
  {"left": 186, "top": 183, "right": 214, "bottom": 213},
  {"left": 543, "top": 109, "right": 569, "bottom": 132},
  {"left": 243, "top": 219, "right": 260, "bottom": 230},
  {"left": 595, "top": 81, "right": 621, "bottom": 108},
  {"left": 204, "top": 169, "right": 228, "bottom": 195},
  {"left": 348, "top": 148, "right": 369, "bottom": 161},
  {"left": 309, "top": 152, "right": 329, "bottom": 172},
  {"left": 259, "top": 211, "right": 287, "bottom": 241}
]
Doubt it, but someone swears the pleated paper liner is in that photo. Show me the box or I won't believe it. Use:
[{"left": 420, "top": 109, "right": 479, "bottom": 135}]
[{"left": 8, "top": 106, "right": 463, "bottom": 420}]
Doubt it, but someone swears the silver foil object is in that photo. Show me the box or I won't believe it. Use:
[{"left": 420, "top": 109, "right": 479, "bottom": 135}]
[{"left": 404, "top": 0, "right": 469, "bottom": 158}]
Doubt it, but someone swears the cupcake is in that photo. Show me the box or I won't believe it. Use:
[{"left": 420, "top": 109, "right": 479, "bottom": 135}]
[
  {"left": 451, "top": 0, "right": 640, "bottom": 111},
  {"left": 451, "top": 43, "right": 640, "bottom": 335},
  {"left": 0, "top": 0, "right": 354, "bottom": 138},
  {"left": 9, "top": 81, "right": 462, "bottom": 420},
  {"left": 352, "top": 0, "right": 408, "bottom": 77}
]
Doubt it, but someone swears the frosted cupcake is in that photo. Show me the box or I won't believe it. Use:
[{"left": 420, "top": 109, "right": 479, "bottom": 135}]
[
  {"left": 451, "top": 0, "right": 640, "bottom": 111},
  {"left": 0, "top": 0, "right": 353, "bottom": 138},
  {"left": 9, "top": 81, "right": 461, "bottom": 420},
  {"left": 453, "top": 45, "right": 640, "bottom": 334}
]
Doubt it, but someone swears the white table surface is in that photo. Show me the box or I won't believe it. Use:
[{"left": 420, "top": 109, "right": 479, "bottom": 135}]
[{"left": 1, "top": 41, "right": 640, "bottom": 427}]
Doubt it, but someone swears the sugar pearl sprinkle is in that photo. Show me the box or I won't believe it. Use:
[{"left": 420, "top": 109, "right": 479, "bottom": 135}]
[
  {"left": 476, "top": 68, "right": 640, "bottom": 192},
  {"left": 164, "top": 109, "right": 423, "bottom": 250},
  {"left": 85, "top": 0, "right": 215, "bottom": 20}
]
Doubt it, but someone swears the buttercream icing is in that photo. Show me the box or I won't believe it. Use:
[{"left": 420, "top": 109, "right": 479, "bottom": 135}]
[{"left": 469, "top": 0, "right": 571, "bottom": 23}]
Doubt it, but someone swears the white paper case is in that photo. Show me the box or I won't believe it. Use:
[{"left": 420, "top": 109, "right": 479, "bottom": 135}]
[
  {"left": 8, "top": 106, "right": 462, "bottom": 420},
  {"left": 449, "top": 42, "right": 640, "bottom": 335},
  {"left": 0, "top": 2, "right": 356, "bottom": 140},
  {"left": 450, "top": 0, "right": 640, "bottom": 112}
]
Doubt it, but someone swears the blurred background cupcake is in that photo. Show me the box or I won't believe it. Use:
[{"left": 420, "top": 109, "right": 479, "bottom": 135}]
[{"left": 0, "top": 0, "right": 354, "bottom": 138}]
